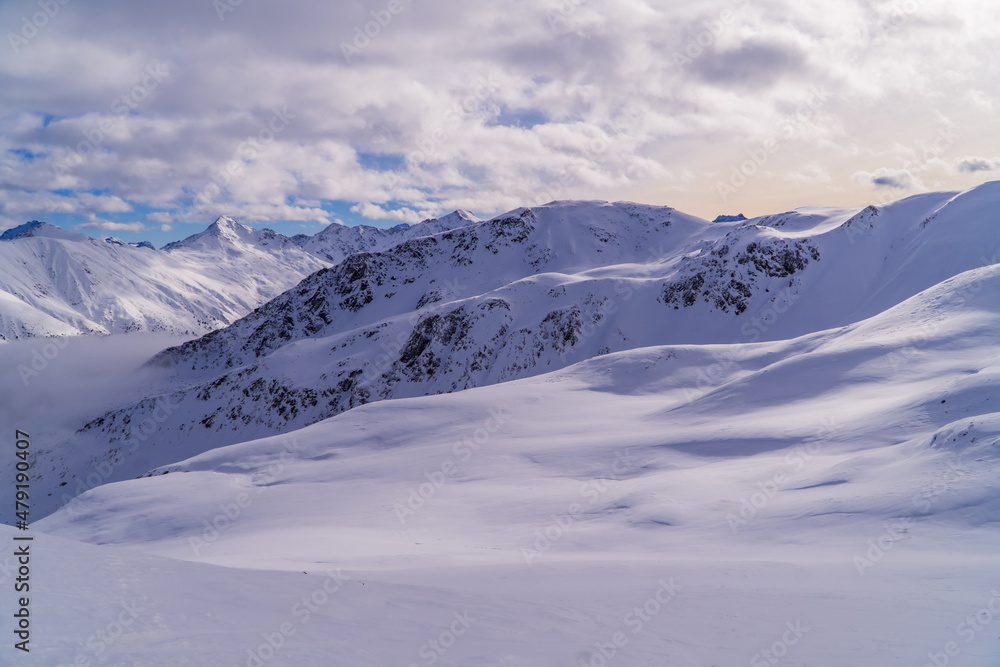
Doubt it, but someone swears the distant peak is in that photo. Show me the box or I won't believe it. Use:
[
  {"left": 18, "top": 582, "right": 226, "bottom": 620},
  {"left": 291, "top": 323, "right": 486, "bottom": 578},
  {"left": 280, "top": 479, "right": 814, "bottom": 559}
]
[
  {"left": 712, "top": 213, "right": 747, "bottom": 223},
  {"left": 1, "top": 220, "right": 90, "bottom": 242},
  {"left": 162, "top": 216, "right": 256, "bottom": 251},
  {"left": 444, "top": 209, "right": 478, "bottom": 222},
  {"left": 1, "top": 220, "right": 46, "bottom": 240},
  {"left": 104, "top": 236, "right": 155, "bottom": 249},
  {"left": 416, "top": 210, "right": 480, "bottom": 227},
  {"left": 208, "top": 216, "right": 251, "bottom": 234}
]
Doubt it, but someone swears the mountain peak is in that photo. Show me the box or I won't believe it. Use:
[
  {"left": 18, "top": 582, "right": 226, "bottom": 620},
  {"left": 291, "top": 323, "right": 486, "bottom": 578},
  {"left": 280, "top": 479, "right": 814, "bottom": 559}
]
[
  {"left": 415, "top": 210, "right": 479, "bottom": 227},
  {"left": 163, "top": 216, "right": 257, "bottom": 251},
  {"left": 439, "top": 209, "right": 478, "bottom": 224},
  {"left": 0, "top": 220, "right": 44, "bottom": 240},
  {"left": 207, "top": 216, "right": 253, "bottom": 238},
  {"left": 104, "top": 236, "right": 155, "bottom": 249},
  {"left": 0, "top": 220, "right": 91, "bottom": 242}
]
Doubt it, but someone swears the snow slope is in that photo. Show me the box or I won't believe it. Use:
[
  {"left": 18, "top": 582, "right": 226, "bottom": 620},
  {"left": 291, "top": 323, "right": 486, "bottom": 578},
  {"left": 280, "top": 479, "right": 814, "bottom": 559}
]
[
  {"left": 48, "top": 184, "right": 1000, "bottom": 513},
  {"left": 29, "top": 258, "right": 1000, "bottom": 665},
  {"left": 299, "top": 209, "right": 480, "bottom": 263},
  {"left": 0, "top": 217, "right": 325, "bottom": 339},
  {"left": 0, "top": 213, "right": 479, "bottom": 341}
]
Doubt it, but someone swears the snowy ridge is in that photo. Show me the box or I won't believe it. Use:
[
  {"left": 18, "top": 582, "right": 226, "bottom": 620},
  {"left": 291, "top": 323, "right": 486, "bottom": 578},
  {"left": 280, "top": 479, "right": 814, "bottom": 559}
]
[
  {"left": 27, "top": 253, "right": 1000, "bottom": 665},
  {"left": 27, "top": 184, "right": 1000, "bottom": 513},
  {"left": 299, "top": 209, "right": 480, "bottom": 264},
  {"left": 0, "top": 212, "right": 478, "bottom": 340}
]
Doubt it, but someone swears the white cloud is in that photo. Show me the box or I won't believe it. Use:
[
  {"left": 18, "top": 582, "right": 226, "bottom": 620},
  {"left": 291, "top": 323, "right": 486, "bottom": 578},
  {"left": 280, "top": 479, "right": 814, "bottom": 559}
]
[
  {"left": 351, "top": 202, "right": 434, "bottom": 224},
  {"left": 78, "top": 219, "right": 147, "bottom": 233},
  {"left": 0, "top": 0, "right": 998, "bottom": 225},
  {"left": 782, "top": 164, "right": 832, "bottom": 185},
  {"left": 965, "top": 89, "right": 994, "bottom": 112},
  {"left": 955, "top": 156, "right": 1000, "bottom": 173},
  {"left": 852, "top": 168, "right": 919, "bottom": 190}
]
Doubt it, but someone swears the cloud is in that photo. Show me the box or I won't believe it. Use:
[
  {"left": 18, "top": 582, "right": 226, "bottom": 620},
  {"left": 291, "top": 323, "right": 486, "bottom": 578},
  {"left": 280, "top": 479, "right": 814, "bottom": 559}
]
[
  {"left": 965, "top": 90, "right": 994, "bottom": 113},
  {"left": 955, "top": 156, "right": 1000, "bottom": 173},
  {"left": 78, "top": 219, "right": 147, "bottom": 233},
  {"left": 0, "top": 0, "right": 998, "bottom": 228},
  {"left": 782, "top": 163, "right": 832, "bottom": 185},
  {"left": 351, "top": 202, "right": 433, "bottom": 224},
  {"left": 145, "top": 211, "right": 173, "bottom": 224},
  {"left": 852, "top": 168, "right": 918, "bottom": 190},
  {"left": 687, "top": 40, "right": 808, "bottom": 89}
]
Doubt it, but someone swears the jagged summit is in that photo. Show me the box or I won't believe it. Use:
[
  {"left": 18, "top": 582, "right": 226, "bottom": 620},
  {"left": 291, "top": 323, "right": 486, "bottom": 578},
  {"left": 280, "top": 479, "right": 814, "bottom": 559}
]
[
  {"left": 0, "top": 208, "right": 514, "bottom": 339},
  {"left": 162, "top": 216, "right": 261, "bottom": 251},
  {"left": 0, "top": 220, "right": 45, "bottom": 240},
  {"left": 207, "top": 215, "right": 251, "bottom": 235},
  {"left": 0, "top": 220, "right": 90, "bottom": 242},
  {"left": 4, "top": 185, "right": 1000, "bottom": 343},
  {"left": 423, "top": 209, "right": 478, "bottom": 226},
  {"left": 103, "top": 236, "right": 155, "bottom": 249},
  {"left": 68, "top": 184, "right": 1000, "bottom": 465}
]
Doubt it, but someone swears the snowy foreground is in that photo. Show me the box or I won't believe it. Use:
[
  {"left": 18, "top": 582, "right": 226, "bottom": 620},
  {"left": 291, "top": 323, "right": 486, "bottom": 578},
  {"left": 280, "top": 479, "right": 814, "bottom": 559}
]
[
  {"left": 4, "top": 268, "right": 999, "bottom": 664},
  {"left": 3, "top": 188, "right": 1000, "bottom": 664}
]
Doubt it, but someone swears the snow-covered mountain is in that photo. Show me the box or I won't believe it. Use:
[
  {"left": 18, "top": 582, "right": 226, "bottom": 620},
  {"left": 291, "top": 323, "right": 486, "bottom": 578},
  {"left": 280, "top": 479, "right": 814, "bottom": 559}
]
[
  {"left": 0, "top": 216, "right": 326, "bottom": 338},
  {"left": 0, "top": 212, "right": 479, "bottom": 340},
  {"left": 8, "top": 184, "right": 1000, "bottom": 664},
  {"left": 23, "top": 183, "right": 1000, "bottom": 515},
  {"left": 27, "top": 249, "right": 1000, "bottom": 665},
  {"left": 298, "top": 209, "right": 480, "bottom": 263}
]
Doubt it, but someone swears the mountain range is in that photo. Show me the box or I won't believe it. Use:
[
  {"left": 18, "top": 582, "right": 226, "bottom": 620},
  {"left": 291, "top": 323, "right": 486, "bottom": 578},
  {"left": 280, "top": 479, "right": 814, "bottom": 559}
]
[
  {"left": 0, "top": 211, "right": 479, "bottom": 340},
  {"left": 18, "top": 181, "right": 1000, "bottom": 517},
  {"left": 13, "top": 183, "right": 1000, "bottom": 665}
]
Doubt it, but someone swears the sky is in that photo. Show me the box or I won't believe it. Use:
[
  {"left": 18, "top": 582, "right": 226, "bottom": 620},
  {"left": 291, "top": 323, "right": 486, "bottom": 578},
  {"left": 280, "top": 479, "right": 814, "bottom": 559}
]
[{"left": 0, "top": 0, "right": 998, "bottom": 247}]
